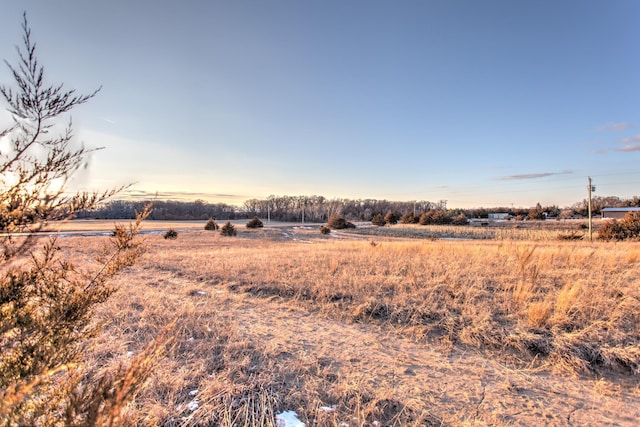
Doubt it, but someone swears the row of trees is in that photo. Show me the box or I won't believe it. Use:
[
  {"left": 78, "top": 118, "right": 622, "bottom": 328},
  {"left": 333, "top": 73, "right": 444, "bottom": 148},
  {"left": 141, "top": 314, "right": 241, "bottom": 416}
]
[
  {"left": 80, "top": 195, "right": 640, "bottom": 223},
  {"left": 79, "top": 199, "right": 240, "bottom": 220}
]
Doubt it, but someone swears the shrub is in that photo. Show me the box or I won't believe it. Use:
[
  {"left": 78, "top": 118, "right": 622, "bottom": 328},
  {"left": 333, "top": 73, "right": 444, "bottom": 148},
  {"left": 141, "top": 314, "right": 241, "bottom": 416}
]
[
  {"left": 164, "top": 229, "right": 178, "bottom": 239},
  {"left": 327, "top": 214, "right": 355, "bottom": 230},
  {"left": 451, "top": 213, "right": 469, "bottom": 226},
  {"left": 246, "top": 216, "right": 264, "bottom": 229},
  {"left": 371, "top": 213, "right": 386, "bottom": 226},
  {"left": 432, "top": 210, "right": 453, "bottom": 225},
  {"left": 204, "top": 218, "right": 219, "bottom": 231},
  {"left": 420, "top": 210, "right": 453, "bottom": 225},
  {"left": 418, "top": 211, "right": 434, "bottom": 225},
  {"left": 220, "top": 221, "right": 237, "bottom": 236},
  {"left": 0, "top": 14, "right": 161, "bottom": 425},
  {"left": 400, "top": 212, "right": 416, "bottom": 224},
  {"left": 319, "top": 225, "right": 331, "bottom": 235},
  {"left": 598, "top": 212, "right": 640, "bottom": 241},
  {"left": 384, "top": 210, "right": 400, "bottom": 225}
]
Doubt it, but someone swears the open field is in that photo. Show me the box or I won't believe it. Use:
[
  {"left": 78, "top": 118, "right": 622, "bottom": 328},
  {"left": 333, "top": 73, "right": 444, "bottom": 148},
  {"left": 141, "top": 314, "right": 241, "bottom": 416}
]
[{"left": 57, "top": 223, "right": 640, "bottom": 426}]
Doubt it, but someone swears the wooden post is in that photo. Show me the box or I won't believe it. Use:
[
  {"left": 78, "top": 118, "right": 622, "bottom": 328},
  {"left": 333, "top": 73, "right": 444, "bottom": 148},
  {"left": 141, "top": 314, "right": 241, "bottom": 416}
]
[{"left": 587, "top": 177, "right": 593, "bottom": 242}]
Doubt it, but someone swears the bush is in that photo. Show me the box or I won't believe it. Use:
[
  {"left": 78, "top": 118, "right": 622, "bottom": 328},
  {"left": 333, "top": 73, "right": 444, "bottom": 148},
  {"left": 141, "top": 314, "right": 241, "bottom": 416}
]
[
  {"left": 384, "top": 210, "right": 400, "bottom": 225},
  {"left": 204, "top": 218, "right": 219, "bottom": 231},
  {"left": 220, "top": 221, "right": 237, "bottom": 236},
  {"left": 327, "top": 214, "right": 355, "bottom": 230},
  {"left": 598, "top": 212, "right": 640, "bottom": 241},
  {"left": 319, "top": 225, "right": 331, "bottom": 235},
  {"left": 418, "top": 211, "right": 434, "bottom": 225},
  {"left": 164, "top": 229, "right": 178, "bottom": 239},
  {"left": 0, "top": 14, "right": 161, "bottom": 425},
  {"left": 400, "top": 212, "right": 417, "bottom": 224},
  {"left": 419, "top": 210, "right": 452, "bottom": 225},
  {"left": 246, "top": 216, "right": 264, "bottom": 229},
  {"left": 452, "top": 213, "right": 469, "bottom": 226},
  {"left": 371, "top": 213, "right": 386, "bottom": 226}
]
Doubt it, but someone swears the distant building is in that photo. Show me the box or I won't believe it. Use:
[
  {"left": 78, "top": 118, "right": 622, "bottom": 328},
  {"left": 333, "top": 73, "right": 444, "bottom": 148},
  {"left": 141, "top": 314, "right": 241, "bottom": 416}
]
[
  {"left": 488, "top": 213, "right": 510, "bottom": 220},
  {"left": 601, "top": 207, "right": 640, "bottom": 220}
]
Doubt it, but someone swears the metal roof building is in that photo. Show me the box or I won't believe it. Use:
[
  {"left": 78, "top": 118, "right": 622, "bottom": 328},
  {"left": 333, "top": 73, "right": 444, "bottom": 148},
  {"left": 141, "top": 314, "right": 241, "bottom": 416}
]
[{"left": 601, "top": 207, "right": 640, "bottom": 219}]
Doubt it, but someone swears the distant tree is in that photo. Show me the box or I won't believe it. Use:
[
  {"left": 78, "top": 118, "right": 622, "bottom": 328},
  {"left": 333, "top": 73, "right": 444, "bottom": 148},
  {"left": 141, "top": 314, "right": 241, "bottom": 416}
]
[
  {"left": 431, "top": 210, "right": 452, "bottom": 225},
  {"left": 452, "top": 213, "right": 469, "bottom": 226},
  {"left": 220, "top": 221, "right": 237, "bottom": 236},
  {"left": 400, "top": 211, "right": 416, "bottom": 224},
  {"left": 384, "top": 210, "right": 400, "bottom": 225},
  {"left": 371, "top": 213, "right": 386, "bottom": 226},
  {"left": 246, "top": 215, "right": 264, "bottom": 229},
  {"left": 327, "top": 214, "right": 355, "bottom": 230},
  {"left": 418, "top": 211, "right": 434, "bottom": 225},
  {"left": 527, "top": 203, "right": 545, "bottom": 221},
  {"left": 205, "top": 218, "right": 219, "bottom": 231}
]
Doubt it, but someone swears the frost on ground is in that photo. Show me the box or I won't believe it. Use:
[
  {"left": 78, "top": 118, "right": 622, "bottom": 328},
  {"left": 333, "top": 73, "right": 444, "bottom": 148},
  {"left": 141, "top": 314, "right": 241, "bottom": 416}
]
[{"left": 276, "top": 410, "right": 306, "bottom": 427}]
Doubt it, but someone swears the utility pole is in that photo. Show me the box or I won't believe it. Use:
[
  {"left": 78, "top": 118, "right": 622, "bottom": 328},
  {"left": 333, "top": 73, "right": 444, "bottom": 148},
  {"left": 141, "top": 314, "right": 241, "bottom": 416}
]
[{"left": 587, "top": 176, "right": 595, "bottom": 241}]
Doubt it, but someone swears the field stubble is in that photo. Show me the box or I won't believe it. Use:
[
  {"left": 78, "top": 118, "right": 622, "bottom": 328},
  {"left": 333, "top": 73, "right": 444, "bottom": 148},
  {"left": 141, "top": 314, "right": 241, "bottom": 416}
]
[{"left": 64, "top": 225, "right": 640, "bottom": 426}]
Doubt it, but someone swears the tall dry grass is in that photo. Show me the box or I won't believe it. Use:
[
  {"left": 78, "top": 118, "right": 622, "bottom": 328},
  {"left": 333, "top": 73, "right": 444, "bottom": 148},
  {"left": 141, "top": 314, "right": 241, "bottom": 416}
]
[
  {"left": 58, "top": 228, "right": 640, "bottom": 425},
  {"left": 137, "top": 231, "right": 639, "bottom": 374},
  {"left": 348, "top": 222, "right": 584, "bottom": 241}
]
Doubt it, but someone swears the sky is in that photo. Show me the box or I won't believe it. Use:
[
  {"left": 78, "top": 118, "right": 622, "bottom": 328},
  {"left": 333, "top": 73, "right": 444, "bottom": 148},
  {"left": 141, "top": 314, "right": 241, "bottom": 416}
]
[{"left": 0, "top": 0, "right": 639, "bottom": 208}]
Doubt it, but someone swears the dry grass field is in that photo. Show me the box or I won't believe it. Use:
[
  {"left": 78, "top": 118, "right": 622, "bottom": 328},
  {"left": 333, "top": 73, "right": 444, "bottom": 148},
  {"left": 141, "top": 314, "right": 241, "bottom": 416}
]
[{"left": 55, "top": 222, "right": 640, "bottom": 426}]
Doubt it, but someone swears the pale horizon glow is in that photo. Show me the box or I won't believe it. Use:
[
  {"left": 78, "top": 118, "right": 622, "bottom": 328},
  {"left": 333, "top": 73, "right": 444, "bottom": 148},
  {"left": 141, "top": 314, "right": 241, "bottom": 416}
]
[{"left": 1, "top": 1, "right": 639, "bottom": 209}]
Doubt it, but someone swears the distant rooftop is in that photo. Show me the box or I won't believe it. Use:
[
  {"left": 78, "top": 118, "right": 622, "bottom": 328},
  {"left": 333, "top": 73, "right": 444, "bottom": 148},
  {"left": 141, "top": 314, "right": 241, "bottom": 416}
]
[{"left": 601, "top": 207, "right": 640, "bottom": 211}]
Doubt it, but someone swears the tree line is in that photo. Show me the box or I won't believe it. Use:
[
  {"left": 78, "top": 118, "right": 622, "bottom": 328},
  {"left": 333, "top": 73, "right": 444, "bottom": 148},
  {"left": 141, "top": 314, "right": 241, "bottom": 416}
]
[{"left": 78, "top": 194, "right": 640, "bottom": 222}]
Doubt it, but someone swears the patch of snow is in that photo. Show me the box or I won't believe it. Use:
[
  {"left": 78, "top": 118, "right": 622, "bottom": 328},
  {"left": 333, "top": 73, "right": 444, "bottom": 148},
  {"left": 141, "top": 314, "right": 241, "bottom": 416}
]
[
  {"left": 196, "top": 291, "right": 206, "bottom": 295},
  {"left": 276, "top": 410, "right": 306, "bottom": 427},
  {"left": 292, "top": 238, "right": 312, "bottom": 243},
  {"left": 187, "top": 399, "right": 199, "bottom": 411},
  {"left": 189, "top": 389, "right": 199, "bottom": 396},
  {"left": 319, "top": 405, "right": 336, "bottom": 412}
]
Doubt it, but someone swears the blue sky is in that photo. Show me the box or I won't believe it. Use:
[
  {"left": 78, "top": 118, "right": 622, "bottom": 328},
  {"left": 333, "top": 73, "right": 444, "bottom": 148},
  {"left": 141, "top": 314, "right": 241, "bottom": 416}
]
[{"left": 1, "top": 1, "right": 639, "bottom": 208}]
